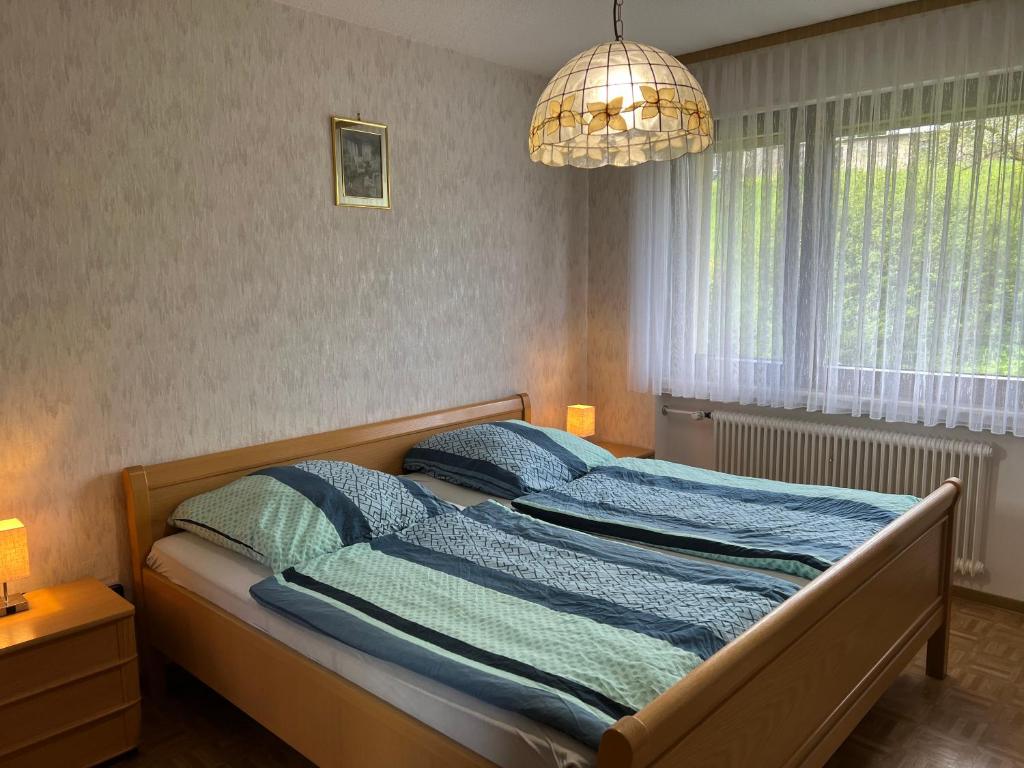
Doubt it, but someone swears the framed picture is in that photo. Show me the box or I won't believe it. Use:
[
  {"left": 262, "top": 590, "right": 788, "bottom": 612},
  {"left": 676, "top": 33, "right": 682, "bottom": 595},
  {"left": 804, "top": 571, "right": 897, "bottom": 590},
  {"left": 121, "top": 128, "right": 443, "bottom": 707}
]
[{"left": 331, "top": 115, "right": 390, "bottom": 209}]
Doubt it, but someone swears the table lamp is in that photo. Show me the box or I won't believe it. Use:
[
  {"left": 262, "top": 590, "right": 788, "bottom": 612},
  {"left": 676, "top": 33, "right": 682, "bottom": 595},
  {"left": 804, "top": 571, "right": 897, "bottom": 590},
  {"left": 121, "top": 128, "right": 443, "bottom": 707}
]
[
  {"left": 0, "top": 518, "right": 30, "bottom": 616},
  {"left": 566, "top": 404, "right": 596, "bottom": 438}
]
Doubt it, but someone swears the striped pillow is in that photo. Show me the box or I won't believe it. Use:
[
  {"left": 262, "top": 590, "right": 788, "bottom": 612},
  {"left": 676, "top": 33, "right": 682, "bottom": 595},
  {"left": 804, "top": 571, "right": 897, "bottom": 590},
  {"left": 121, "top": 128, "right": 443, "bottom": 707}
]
[
  {"left": 170, "top": 461, "right": 457, "bottom": 572},
  {"left": 403, "top": 420, "right": 614, "bottom": 499}
]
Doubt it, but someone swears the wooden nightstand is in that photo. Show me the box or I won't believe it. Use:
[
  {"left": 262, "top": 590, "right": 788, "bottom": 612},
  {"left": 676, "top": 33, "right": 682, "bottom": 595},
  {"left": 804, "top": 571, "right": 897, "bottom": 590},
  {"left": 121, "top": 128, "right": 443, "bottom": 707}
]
[
  {"left": 0, "top": 578, "right": 140, "bottom": 767},
  {"left": 593, "top": 440, "right": 655, "bottom": 459}
]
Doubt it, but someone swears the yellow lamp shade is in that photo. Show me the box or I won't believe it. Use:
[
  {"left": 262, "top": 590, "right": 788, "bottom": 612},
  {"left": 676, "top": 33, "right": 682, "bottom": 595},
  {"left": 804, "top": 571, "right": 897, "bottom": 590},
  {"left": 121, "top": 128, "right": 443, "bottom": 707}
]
[
  {"left": 566, "top": 405, "right": 597, "bottom": 438},
  {"left": 0, "top": 519, "right": 30, "bottom": 583}
]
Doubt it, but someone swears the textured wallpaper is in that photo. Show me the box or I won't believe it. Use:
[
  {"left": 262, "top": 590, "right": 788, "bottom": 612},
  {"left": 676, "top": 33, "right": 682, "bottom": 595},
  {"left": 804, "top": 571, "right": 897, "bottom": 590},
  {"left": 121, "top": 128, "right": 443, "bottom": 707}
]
[
  {"left": 587, "top": 168, "right": 655, "bottom": 448},
  {"left": 0, "top": 0, "right": 589, "bottom": 592}
]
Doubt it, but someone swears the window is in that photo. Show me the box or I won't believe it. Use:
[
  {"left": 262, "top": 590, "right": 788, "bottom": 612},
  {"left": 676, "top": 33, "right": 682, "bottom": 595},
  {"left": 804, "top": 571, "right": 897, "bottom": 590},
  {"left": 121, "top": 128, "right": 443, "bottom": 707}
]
[
  {"left": 832, "top": 78, "right": 1024, "bottom": 380},
  {"left": 628, "top": 1, "right": 1024, "bottom": 435}
]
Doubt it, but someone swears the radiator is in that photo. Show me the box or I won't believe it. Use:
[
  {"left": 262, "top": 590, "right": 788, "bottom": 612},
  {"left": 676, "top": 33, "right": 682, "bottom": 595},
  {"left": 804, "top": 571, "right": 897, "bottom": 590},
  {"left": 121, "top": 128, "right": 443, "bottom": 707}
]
[{"left": 712, "top": 411, "right": 992, "bottom": 577}]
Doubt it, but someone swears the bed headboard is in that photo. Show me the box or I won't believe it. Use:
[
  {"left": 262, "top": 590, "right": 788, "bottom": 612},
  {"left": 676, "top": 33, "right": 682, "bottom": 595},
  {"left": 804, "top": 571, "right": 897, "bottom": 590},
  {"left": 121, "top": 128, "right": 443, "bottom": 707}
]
[{"left": 122, "top": 393, "right": 531, "bottom": 606}]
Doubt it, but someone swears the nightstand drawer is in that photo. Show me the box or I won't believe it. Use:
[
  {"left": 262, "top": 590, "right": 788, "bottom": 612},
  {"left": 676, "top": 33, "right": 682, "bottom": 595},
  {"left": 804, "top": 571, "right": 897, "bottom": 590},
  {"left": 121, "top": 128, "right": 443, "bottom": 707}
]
[
  {"left": 0, "top": 580, "right": 140, "bottom": 767},
  {"left": 1, "top": 701, "right": 141, "bottom": 768},
  {"left": 0, "top": 620, "right": 129, "bottom": 698},
  {"left": 0, "top": 657, "right": 139, "bottom": 750}
]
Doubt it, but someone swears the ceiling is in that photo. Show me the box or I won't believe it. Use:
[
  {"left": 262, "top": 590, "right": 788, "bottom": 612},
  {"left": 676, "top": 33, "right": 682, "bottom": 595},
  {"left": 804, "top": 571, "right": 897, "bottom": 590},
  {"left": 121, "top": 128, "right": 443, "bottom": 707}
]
[{"left": 273, "top": 0, "right": 906, "bottom": 76}]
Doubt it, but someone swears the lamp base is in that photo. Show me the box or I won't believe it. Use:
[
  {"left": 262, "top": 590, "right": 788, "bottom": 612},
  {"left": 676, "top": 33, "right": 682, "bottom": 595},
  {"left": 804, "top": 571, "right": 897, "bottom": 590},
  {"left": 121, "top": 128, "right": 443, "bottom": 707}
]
[{"left": 1, "top": 593, "right": 29, "bottom": 617}]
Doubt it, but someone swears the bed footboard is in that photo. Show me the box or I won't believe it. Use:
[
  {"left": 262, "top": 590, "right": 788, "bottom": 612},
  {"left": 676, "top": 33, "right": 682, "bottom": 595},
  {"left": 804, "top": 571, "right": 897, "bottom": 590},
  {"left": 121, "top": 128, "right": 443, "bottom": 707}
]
[{"left": 598, "top": 479, "right": 959, "bottom": 768}]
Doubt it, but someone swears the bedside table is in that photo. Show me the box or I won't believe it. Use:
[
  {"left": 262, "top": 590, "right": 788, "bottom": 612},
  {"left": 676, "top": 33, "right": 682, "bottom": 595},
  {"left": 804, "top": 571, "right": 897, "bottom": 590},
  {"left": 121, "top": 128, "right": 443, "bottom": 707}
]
[
  {"left": 0, "top": 578, "right": 140, "bottom": 767},
  {"left": 593, "top": 440, "right": 655, "bottom": 459}
]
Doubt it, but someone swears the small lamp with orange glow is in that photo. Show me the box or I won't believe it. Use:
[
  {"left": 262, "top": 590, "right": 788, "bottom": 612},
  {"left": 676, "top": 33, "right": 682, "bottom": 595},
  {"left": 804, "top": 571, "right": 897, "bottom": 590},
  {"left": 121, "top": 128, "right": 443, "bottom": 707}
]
[
  {"left": 566, "top": 404, "right": 597, "bottom": 439},
  {"left": 0, "top": 518, "right": 30, "bottom": 616}
]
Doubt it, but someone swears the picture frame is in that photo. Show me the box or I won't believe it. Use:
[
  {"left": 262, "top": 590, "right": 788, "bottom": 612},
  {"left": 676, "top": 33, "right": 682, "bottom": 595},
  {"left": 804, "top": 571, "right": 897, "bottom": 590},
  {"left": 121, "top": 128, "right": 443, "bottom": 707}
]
[{"left": 331, "top": 115, "right": 391, "bottom": 210}]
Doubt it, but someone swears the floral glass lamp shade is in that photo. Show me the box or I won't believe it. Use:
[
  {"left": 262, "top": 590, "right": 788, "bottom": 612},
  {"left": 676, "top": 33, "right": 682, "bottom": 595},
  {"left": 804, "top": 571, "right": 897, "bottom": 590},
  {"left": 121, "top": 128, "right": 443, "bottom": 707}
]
[
  {"left": 529, "top": 1, "right": 712, "bottom": 169},
  {"left": 566, "top": 404, "right": 597, "bottom": 438},
  {"left": 0, "top": 518, "right": 30, "bottom": 616}
]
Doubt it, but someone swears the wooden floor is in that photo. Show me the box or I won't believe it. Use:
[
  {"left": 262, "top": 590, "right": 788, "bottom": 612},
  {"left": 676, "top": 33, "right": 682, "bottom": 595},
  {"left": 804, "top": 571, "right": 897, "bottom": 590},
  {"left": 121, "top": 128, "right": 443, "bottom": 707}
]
[
  {"left": 827, "top": 598, "right": 1024, "bottom": 768},
  {"left": 108, "top": 598, "right": 1023, "bottom": 767}
]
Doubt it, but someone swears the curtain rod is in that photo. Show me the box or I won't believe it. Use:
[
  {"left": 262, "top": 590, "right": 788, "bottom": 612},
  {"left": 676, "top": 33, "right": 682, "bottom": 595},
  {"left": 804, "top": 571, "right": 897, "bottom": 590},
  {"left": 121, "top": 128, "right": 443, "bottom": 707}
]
[
  {"left": 661, "top": 406, "right": 714, "bottom": 420},
  {"left": 676, "top": 0, "right": 983, "bottom": 66}
]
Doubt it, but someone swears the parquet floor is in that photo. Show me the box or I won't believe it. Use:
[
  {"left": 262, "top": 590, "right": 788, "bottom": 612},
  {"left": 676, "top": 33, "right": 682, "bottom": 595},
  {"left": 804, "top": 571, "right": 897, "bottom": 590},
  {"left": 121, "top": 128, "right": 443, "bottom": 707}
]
[
  {"left": 827, "top": 599, "right": 1024, "bottom": 768},
  {"left": 108, "top": 598, "right": 1023, "bottom": 767}
]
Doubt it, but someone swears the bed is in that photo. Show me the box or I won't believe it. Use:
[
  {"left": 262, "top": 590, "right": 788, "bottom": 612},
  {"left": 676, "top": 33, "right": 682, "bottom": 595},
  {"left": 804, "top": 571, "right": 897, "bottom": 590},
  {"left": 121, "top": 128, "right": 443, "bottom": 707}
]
[{"left": 123, "top": 393, "right": 959, "bottom": 768}]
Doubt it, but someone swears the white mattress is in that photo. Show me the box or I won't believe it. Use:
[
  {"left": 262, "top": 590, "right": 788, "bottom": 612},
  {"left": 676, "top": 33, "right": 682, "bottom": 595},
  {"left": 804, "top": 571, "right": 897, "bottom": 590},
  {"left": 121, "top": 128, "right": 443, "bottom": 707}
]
[
  {"left": 403, "top": 472, "right": 512, "bottom": 508},
  {"left": 147, "top": 532, "right": 594, "bottom": 768}
]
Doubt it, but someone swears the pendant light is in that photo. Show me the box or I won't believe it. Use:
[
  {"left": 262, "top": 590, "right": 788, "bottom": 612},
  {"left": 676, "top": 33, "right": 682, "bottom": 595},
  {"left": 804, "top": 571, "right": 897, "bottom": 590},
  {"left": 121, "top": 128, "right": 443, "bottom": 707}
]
[{"left": 529, "top": 0, "right": 713, "bottom": 168}]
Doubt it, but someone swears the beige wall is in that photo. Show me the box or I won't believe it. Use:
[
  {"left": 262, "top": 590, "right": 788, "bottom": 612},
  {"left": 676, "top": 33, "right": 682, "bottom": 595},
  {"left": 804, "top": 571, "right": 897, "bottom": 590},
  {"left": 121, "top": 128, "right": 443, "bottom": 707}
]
[
  {"left": 587, "top": 167, "right": 654, "bottom": 448},
  {"left": 0, "top": 0, "right": 589, "bottom": 592}
]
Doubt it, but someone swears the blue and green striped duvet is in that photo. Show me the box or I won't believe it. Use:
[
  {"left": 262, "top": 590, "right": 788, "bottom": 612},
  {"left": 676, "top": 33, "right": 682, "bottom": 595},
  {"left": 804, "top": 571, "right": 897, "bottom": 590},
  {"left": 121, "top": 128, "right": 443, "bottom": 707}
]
[
  {"left": 513, "top": 458, "right": 920, "bottom": 580},
  {"left": 250, "top": 500, "right": 797, "bottom": 747}
]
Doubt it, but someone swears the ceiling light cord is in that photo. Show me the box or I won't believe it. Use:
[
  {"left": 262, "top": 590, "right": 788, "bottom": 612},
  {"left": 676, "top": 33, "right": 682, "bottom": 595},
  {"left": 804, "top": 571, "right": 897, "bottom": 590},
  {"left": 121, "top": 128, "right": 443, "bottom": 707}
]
[{"left": 612, "top": 0, "right": 624, "bottom": 42}]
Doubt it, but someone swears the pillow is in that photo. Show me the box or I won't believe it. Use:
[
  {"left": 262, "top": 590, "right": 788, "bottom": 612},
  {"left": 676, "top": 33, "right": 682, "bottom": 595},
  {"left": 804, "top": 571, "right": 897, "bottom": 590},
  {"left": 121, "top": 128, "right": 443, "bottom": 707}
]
[
  {"left": 170, "top": 460, "right": 457, "bottom": 572},
  {"left": 403, "top": 420, "right": 614, "bottom": 498}
]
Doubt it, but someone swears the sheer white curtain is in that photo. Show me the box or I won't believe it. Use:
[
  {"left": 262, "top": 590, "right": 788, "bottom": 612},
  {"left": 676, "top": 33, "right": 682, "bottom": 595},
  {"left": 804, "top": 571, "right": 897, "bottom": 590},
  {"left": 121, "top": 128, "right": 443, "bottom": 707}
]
[{"left": 630, "top": 0, "right": 1024, "bottom": 435}]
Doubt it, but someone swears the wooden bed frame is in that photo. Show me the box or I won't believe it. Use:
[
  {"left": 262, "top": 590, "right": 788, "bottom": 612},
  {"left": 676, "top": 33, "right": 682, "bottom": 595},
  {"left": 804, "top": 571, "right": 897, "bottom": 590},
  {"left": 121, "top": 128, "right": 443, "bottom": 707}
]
[{"left": 123, "top": 393, "right": 960, "bottom": 768}]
